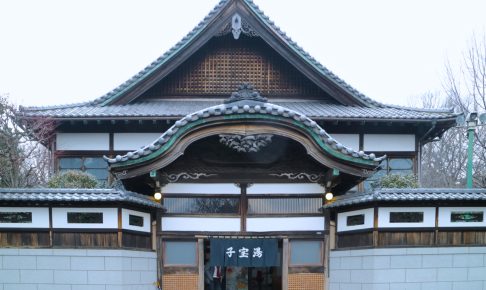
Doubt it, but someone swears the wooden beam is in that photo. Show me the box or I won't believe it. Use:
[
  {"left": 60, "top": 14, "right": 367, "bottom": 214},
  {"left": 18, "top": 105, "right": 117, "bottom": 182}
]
[
  {"left": 282, "top": 238, "right": 289, "bottom": 290},
  {"left": 198, "top": 238, "right": 204, "bottom": 290}
]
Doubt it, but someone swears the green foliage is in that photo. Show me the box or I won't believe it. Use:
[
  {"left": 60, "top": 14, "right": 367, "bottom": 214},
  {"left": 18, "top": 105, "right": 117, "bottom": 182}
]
[
  {"left": 374, "top": 174, "right": 418, "bottom": 189},
  {"left": 47, "top": 170, "right": 99, "bottom": 189}
]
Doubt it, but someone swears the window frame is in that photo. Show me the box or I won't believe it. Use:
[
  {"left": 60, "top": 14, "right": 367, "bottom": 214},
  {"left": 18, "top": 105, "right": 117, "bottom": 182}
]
[
  {"left": 163, "top": 240, "right": 198, "bottom": 267},
  {"left": 289, "top": 239, "right": 324, "bottom": 267}
]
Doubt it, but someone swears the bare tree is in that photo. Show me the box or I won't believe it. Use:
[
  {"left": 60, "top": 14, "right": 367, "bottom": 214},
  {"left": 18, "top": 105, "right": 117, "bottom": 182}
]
[
  {"left": 0, "top": 94, "right": 55, "bottom": 187},
  {"left": 418, "top": 33, "right": 486, "bottom": 188}
]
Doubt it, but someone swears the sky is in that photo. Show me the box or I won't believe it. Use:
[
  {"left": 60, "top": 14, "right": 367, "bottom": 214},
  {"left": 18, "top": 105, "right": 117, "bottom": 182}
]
[{"left": 1, "top": 0, "right": 485, "bottom": 107}]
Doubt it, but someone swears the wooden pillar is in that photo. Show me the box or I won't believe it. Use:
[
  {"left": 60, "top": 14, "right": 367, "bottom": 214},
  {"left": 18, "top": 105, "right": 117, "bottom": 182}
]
[
  {"left": 329, "top": 221, "right": 336, "bottom": 250},
  {"left": 372, "top": 206, "right": 379, "bottom": 247},
  {"left": 240, "top": 183, "right": 247, "bottom": 232},
  {"left": 48, "top": 207, "right": 53, "bottom": 247},
  {"left": 434, "top": 206, "right": 439, "bottom": 245},
  {"left": 117, "top": 207, "right": 122, "bottom": 248},
  {"left": 282, "top": 238, "right": 289, "bottom": 290},
  {"left": 198, "top": 238, "right": 204, "bottom": 290}
]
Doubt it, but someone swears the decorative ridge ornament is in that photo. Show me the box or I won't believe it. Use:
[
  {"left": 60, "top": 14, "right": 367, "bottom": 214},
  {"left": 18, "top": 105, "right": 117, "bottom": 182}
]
[
  {"left": 219, "top": 134, "right": 273, "bottom": 153},
  {"left": 224, "top": 83, "right": 268, "bottom": 104},
  {"left": 217, "top": 13, "right": 259, "bottom": 39}
]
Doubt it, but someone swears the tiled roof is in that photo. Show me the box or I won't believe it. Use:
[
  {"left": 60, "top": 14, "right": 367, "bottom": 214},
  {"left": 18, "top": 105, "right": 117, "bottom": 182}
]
[
  {"left": 21, "top": 0, "right": 457, "bottom": 115},
  {"left": 324, "top": 188, "right": 486, "bottom": 209},
  {"left": 21, "top": 100, "right": 457, "bottom": 121},
  {"left": 105, "top": 86, "right": 386, "bottom": 166},
  {"left": 0, "top": 188, "right": 163, "bottom": 209}
]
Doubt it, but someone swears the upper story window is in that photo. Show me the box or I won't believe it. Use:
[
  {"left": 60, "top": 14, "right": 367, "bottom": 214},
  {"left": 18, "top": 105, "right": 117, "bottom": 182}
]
[
  {"left": 164, "top": 197, "right": 240, "bottom": 215},
  {"left": 58, "top": 157, "right": 109, "bottom": 184},
  {"left": 363, "top": 157, "right": 414, "bottom": 191}
]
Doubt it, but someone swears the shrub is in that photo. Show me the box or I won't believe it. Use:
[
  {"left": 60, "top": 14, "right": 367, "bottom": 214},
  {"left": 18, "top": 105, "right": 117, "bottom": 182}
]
[
  {"left": 47, "top": 170, "right": 99, "bottom": 188},
  {"left": 373, "top": 174, "right": 418, "bottom": 189}
]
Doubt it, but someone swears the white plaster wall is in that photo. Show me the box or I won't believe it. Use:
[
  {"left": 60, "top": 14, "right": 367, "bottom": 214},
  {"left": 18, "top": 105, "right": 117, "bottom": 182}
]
[
  {"left": 329, "top": 247, "right": 486, "bottom": 290},
  {"left": 161, "top": 217, "right": 240, "bottom": 232},
  {"left": 0, "top": 207, "right": 49, "bottom": 228},
  {"left": 337, "top": 208, "right": 374, "bottom": 232},
  {"left": 0, "top": 248, "right": 157, "bottom": 290},
  {"left": 121, "top": 208, "right": 151, "bottom": 233},
  {"left": 247, "top": 183, "right": 324, "bottom": 194},
  {"left": 56, "top": 133, "right": 109, "bottom": 150},
  {"left": 246, "top": 217, "right": 325, "bottom": 232},
  {"left": 363, "top": 134, "right": 415, "bottom": 152},
  {"left": 163, "top": 183, "right": 240, "bottom": 194},
  {"left": 113, "top": 133, "right": 162, "bottom": 151},
  {"left": 378, "top": 207, "right": 436, "bottom": 228},
  {"left": 330, "top": 134, "right": 360, "bottom": 151},
  {"left": 52, "top": 208, "right": 118, "bottom": 229}
]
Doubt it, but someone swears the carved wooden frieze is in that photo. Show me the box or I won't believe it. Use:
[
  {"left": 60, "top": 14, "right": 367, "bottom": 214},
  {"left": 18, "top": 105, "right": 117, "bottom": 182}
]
[
  {"left": 219, "top": 134, "right": 273, "bottom": 153},
  {"left": 269, "top": 173, "right": 324, "bottom": 183},
  {"left": 161, "top": 172, "right": 217, "bottom": 183}
]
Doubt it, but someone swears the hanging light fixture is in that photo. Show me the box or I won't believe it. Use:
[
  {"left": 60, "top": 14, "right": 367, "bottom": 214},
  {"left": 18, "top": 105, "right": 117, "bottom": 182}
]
[
  {"left": 325, "top": 192, "right": 334, "bottom": 201},
  {"left": 153, "top": 191, "right": 162, "bottom": 201}
]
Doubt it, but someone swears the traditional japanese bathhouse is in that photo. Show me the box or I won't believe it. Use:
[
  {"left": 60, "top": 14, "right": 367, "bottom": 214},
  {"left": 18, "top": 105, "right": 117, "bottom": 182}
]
[{"left": 13, "top": 0, "right": 470, "bottom": 290}]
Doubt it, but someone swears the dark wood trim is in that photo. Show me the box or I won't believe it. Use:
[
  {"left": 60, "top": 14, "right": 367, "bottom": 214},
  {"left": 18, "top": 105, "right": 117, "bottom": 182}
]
[
  {"left": 0, "top": 228, "right": 50, "bottom": 232},
  {"left": 241, "top": 183, "right": 247, "bottom": 232},
  {"left": 438, "top": 227, "right": 486, "bottom": 231},
  {"left": 49, "top": 206, "right": 53, "bottom": 247},
  {"left": 117, "top": 207, "right": 122, "bottom": 248},
  {"left": 377, "top": 228, "right": 435, "bottom": 232},
  {"left": 122, "top": 229, "right": 152, "bottom": 236},
  {"left": 52, "top": 228, "right": 118, "bottom": 233},
  {"left": 336, "top": 228, "right": 373, "bottom": 235}
]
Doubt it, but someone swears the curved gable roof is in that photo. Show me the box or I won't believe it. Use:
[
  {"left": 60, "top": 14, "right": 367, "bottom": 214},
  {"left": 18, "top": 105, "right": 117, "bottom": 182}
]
[
  {"left": 75, "top": 0, "right": 391, "bottom": 107},
  {"left": 106, "top": 84, "right": 385, "bottom": 179}
]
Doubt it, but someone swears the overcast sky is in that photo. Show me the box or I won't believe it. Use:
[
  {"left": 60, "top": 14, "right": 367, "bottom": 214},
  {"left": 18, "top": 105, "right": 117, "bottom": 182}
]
[{"left": 1, "top": 0, "right": 485, "bottom": 107}]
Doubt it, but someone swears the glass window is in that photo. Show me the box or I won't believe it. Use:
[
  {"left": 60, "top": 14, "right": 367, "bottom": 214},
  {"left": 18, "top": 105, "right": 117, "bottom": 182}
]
[
  {"left": 0, "top": 212, "right": 32, "bottom": 223},
  {"left": 363, "top": 157, "right": 414, "bottom": 191},
  {"left": 67, "top": 212, "right": 103, "bottom": 224},
  {"left": 58, "top": 157, "right": 109, "bottom": 184},
  {"left": 390, "top": 212, "right": 424, "bottom": 223},
  {"left": 165, "top": 197, "right": 240, "bottom": 214},
  {"left": 164, "top": 241, "right": 197, "bottom": 266},
  {"left": 451, "top": 211, "right": 484, "bottom": 223},
  {"left": 248, "top": 198, "right": 321, "bottom": 214},
  {"left": 346, "top": 214, "right": 365, "bottom": 226},
  {"left": 290, "top": 240, "right": 322, "bottom": 265},
  {"left": 129, "top": 214, "right": 144, "bottom": 227}
]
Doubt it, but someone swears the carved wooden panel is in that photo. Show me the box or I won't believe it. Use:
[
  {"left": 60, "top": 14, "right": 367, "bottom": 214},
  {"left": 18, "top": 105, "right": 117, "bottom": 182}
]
[
  {"left": 288, "top": 273, "right": 325, "bottom": 290},
  {"left": 142, "top": 35, "right": 332, "bottom": 100},
  {"left": 162, "top": 273, "right": 198, "bottom": 290}
]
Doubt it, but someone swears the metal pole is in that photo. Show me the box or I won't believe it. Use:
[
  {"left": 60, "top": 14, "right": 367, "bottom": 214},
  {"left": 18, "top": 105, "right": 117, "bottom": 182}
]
[{"left": 466, "top": 125, "right": 475, "bottom": 188}]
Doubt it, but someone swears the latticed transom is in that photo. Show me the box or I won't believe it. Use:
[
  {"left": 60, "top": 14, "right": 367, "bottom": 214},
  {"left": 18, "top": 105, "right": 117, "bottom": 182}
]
[{"left": 141, "top": 35, "right": 334, "bottom": 101}]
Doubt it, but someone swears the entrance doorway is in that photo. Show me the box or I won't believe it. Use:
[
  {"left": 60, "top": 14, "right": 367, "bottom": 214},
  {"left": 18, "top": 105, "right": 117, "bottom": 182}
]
[{"left": 204, "top": 239, "right": 282, "bottom": 290}]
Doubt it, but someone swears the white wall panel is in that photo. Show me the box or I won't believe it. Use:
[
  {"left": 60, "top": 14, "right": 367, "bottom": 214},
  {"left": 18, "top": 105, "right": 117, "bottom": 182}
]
[
  {"left": 163, "top": 183, "right": 240, "bottom": 194},
  {"left": 113, "top": 133, "right": 162, "bottom": 151},
  {"left": 56, "top": 133, "right": 109, "bottom": 151},
  {"left": 161, "top": 217, "right": 240, "bottom": 232},
  {"left": 378, "top": 207, "right": 435, "bottom": 228},
  {"left": 122, "top": 208, "right": 151, "bottom": 233},
  {"left": 247, "top": 183, "right": 324, "bottom": 194},
  {"left": 363, "top": 134, "right": 415, "bottom": 152},
  {"left": 330, "top": 134, "right": 360, "bottom": 151},
  {"left": 246, "top": 217, "right": 325, "bottom": 232},
  {"left": 0, "top": 207, "right": 49, "bottom": 228},
  {"left": 439, "top": 207, "right": 486, "bottom": 227},
  {"left": 337, "top": 208, "right": 374, "bottom": 232},
  {"left": 52, "top": 208, "right": 118, "bottom": 229}
]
